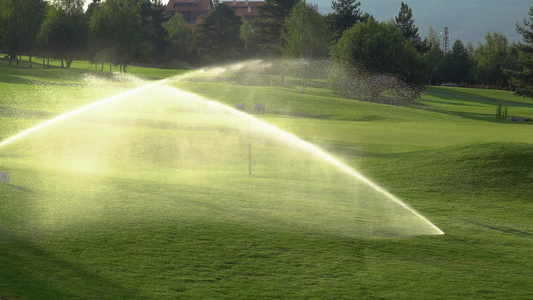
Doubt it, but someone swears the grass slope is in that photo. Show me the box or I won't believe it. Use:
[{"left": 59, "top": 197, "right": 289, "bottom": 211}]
[{"left": 1, "top": 61, "right": 532, "bottom": 299}]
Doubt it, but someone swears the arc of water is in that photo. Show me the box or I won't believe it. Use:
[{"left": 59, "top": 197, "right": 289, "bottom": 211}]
[
  {"left": 203, "top": 102, "right": 446, "bottom": 236},
  {"left": 268, "top": 125, "right": 445, "bottom": 234},
  {"left": 0, "top": 68, "right": 445, "bottom": 235},
  {"left": 0, "top": 79, "right": 167, "bottom": 148}
]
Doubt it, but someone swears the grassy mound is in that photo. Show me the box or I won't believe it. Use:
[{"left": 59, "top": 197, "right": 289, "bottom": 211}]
[{"left": 1, "top": 60, "right": 532, "bottom": 299}]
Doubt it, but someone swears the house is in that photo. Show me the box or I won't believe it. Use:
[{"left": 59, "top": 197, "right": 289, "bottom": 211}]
[
  {"left": 166, "top": 0, "right": 214, "bottom": 26},
  {"left": 165, "top": 0, "right": 265, "bottom": 26},
  {"left": 222, "top": 0, "right": 263, "bottom": 22}
]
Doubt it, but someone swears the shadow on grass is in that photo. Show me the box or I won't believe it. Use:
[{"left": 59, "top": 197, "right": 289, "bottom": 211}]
[
  {"left": 467, "top": 221, "right": 533, "bottom": 236},
  {"left": 0, "top": 230, "right": 140, "bottom": 300},
  {"left": 0, "top": 106, "right": 57, "bottom": 119}
]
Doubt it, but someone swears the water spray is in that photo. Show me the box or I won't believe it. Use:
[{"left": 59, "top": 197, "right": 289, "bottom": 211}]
[
  {"left": 0, "top": 78, "right": 169, "bottom": 148},
  {"left": 0, "top": 61, "right": 445, "bottom": 236}
]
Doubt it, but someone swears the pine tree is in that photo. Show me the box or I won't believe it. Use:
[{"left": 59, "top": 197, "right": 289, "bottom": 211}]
[
  {"left": 195, "top": 3, "right": 243, "bottom": 63},
  {"left": 394, "top": 2, "right": 418, "bottom": 41},
  {"left": 250, "top": 0, "right": 300, "bottom": 56},
  {"left": 325, "top": 0, "right": 363, "bottom": 41},
  {"left": 505, "top": 7, "right": 533, "bottom": 97}
]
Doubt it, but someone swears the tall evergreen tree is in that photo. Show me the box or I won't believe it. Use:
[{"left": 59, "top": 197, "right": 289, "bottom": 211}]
[
  {"left": 325, "top": 0, "right": 363, "bottom": 42},
  {"left": 195, "top": 3, "right": 243, "bottom": 64},
  {"left": 250, "top": 0, "right": 300, "bottom": 56},
  {"left": 138, "top": 0, "right": 169, "bottom": 64},
  {"left": 505, "top": 7, "right": 533, "bottom": 97},
  {"left": 394, "top": 2, "right": 428, "bottom": 54},
  {"left": 438, "top": 40, "right": 472, "bottom": 83},
  {"left": 395, "top": 2, "right": 418, "bottom": 41}
]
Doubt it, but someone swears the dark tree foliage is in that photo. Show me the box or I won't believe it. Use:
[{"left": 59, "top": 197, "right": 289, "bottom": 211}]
[
  {"left": 424, "top": 27, "right": 444, "bottom": 85},
  {"left": 88, "top": 0, "right": 142, "bottom": 72},
  {"left": 41, "top": 0, "right": 87, "bottom": 68},
  {"left": 282, "top": 2, "right": 330, "bottom": 59},
  {"left": 195, "top": 3, "right": 243, "bottom": 64},
  {"left": 435, "top": 40, "right": 472, "bottom": 84},
  {"left": 325, "top": 0, "right": 363, "bottom": 42},
  {"left": 394, "top": 2, "right": 428, "bottom": 54},
  {"left": 138, "top": 0, "right": 169, "bottom": 64},
  {"left": 451, "top": 40, "right": 472, "bottom": 83},
  {"left": 473, "top": 32, "right": 512, "bottom": 87},
  {"left": 163, "top": 12, "right": 196, "bottom": 64},
  {"left": 331, "top": 20, "right": 428, "bottom": 88},
  {"left": 395, "top": 2, "right": 418, "bottom": 41},
  {"left": 505, "top": 7, "right": 533, "bottom": 97},
  {"left": 251, "top": 0, "right": 301, "bottom": 57},
  {"left": 0, "top": 0, "right": 47, "bottom": 66}
]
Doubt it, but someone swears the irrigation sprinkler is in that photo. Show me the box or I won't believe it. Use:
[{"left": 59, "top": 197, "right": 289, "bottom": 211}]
[
  {"left": 254, "top": 103, "right": 265, "bottom": 114},
  {"left": 0, "top": 172, "right": 9, "bottom": 183}
]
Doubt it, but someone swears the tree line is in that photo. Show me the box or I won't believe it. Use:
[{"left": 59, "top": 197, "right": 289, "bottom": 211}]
[{"left": 1, "top": 0, "right": 532, "bottom": 99}]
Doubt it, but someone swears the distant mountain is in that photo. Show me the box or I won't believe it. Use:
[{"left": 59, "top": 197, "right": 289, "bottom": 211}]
[{"left": 313, "top": 0, "right": 531, "bottom": 45}]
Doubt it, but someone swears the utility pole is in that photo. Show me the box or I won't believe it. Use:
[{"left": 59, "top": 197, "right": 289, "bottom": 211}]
[{"left": 441, "top": 27, "right": 451, "bottom": 54}]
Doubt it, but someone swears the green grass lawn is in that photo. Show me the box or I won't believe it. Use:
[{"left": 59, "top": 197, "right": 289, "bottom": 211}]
[{"left": 1, "top": 60, "right": 532, "bottom": 299}]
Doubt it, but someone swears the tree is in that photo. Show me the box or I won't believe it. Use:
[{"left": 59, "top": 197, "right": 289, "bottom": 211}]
[
  {"left": 331, "top": 20, "right": 428, "bottom": 103},
  {"left": 163, "top": 12, "right": 196, "bottom": 64},
  {"left": 251, "top": 0, "right": 301, "bottom": 56},
  {"left": 325, "top": 0, "right": 363, "bottom": 42},
  {"left": 51, "top": 0, "right": 84, "bottom": 15},
  {"left": 240, "top": 18, "right": 260, "bottom": 58},
  {"left": 37, "top": 1, "right": 86, "bottom": 69},
  {"left": 331, "top": 20, "right": 427, "bottom": 87},
  {"left": 138, "top": 0, "right": 169, "bottom": 64},
  {"left": 472, "top": 32, "right": 511, "bottom": 88},
  {"left": 0, "top": 0, "right": 47, "bottom": 67},
  {"left": 394, "top": 2, "right": 427, "bottom": 54},
  {"left": 195, "top": 3, "right": 243, "bottom": 64},
  {"left": 88, "top": 0, "right": 142, "bottom": 72},
  {"left": 424, "top": 27, "right": 444, "bottom": 84},
  {"left": 450, "top": 40, "right": 472, "bottom": 83},
  {"left": 282, "top": 2, "right": 330, "bottom": 59},
  {"left": 395, "top": 2, "right": 418, "bottom": 41},
  {"left": 505, "top": 7, "right": 533, "bottom": 97},
  {"left": 281, "top": 2, "right": 330, "bottom": 93}
]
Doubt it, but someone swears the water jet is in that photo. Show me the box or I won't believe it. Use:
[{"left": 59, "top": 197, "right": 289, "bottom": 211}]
[{"left": 0, "top": 61, "right": 444, "bottom": 237}]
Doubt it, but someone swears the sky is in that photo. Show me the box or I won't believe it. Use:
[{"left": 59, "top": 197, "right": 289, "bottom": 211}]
[{"left": 86, "top": 0, "right": 531, "bottom": 45}]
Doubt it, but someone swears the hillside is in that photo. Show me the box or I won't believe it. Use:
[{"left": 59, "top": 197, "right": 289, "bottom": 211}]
[{"left": 1, "top": 61, "right": 533, "bottom": 299}]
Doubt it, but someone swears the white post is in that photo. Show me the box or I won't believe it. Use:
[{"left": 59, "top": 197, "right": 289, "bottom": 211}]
[{"left": 248, "top": 117, "right": 252, "bottom": 175}]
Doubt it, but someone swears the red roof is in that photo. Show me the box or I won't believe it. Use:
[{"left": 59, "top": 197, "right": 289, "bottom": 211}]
[
  {"left": 166, "top": 0, "right": 213, "bottom": 12},
  {"left": 223, "top": 1, "right": 262, "bottom": 19},
  {"left": 166, "top": 0, "right": 214, "bottom": 26}
]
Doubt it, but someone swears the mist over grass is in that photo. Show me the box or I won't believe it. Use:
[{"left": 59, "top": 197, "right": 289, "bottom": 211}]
[
  {"left": 1, "top": 60, "right": 532, "bottom": 299},
  {"left": 1, "top": 75, "right": 440, "bottom": 238}
]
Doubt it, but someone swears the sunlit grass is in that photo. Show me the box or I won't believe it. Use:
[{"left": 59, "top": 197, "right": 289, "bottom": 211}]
[{"left": 1, "top": 61, "right": 533, "bottom": 299}]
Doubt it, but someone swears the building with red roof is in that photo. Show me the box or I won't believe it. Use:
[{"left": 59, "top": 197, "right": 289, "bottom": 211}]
[
  {"left": 165, "top": 0, "right": 266, "bottom": 26},
  {"left": 222, "top": 1, "right": 262, "bottom": 22},
  {"left": 166, "top": 0, "right": 214, "bottom": 26}
]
